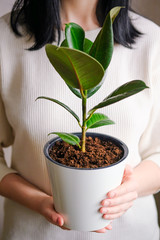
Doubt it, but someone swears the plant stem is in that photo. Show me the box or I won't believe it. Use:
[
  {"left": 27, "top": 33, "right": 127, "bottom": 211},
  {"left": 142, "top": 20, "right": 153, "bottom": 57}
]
[{"left": 81, "top": 90, "right": 87, "bottom": 152}]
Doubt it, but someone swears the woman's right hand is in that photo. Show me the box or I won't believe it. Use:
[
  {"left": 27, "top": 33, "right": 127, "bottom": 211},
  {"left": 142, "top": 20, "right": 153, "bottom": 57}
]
[
  {"left": 0, "top": 173, "right": 111, "bottom": 233},
  {"left": 39, "top": 195, "right": 113, "bottom": 233},
  {"left": 38, "top": 195, "right": 65, "bottom": 228},
  {"left": 0, "top": 173, "right": 66, "bottom": 229}
]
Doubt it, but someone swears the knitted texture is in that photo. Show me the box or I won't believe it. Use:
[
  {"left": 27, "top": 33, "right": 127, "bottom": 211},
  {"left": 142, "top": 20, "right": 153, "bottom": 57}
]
[{"left": 0, "top": 12, "right": 160, "bottom": 239}]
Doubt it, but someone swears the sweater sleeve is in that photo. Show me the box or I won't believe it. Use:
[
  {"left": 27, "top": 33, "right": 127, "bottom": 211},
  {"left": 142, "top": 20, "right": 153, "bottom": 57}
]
[
  {"left": 139, "top": 34, "right": 160, "bottom": 168},
  {"left": 0, "top": 80, "right": 18, "bottom": 182}
]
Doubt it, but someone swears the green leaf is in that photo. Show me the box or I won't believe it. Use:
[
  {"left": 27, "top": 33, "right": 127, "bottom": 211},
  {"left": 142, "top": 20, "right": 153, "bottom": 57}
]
[
  {"left": 89, "top": 7, "right": 122, "bottom": 70},
  {"left": 45, "top": 44, "right": 104, "bottom": 90},
  {"left": 60, "top": 38, "right": 94, "bottom": 98},
  {"left": 60, "top": 37, "right": 93, "bottom": 54},
  {"left": 65, "top": 23, "right": 85, "bottom": 50},
  {"left": 66, "top": 71, "right": 107, "bottom": 99},
  {"left": 110, "top": 6, "right": 123, "bottom": 23},
  {"left": 59, "top": 41, "right": 83, "bottom": 98},
  {"left": 88, "top": 80, "right": 149, "bottom": 114},
  {"left": 67, "top": 85, "right": 82, "bottom": 98},
  {"left": 60, "top": 39, "right": 68, "bottom": 47},
  {"left": 83, "top": 38, "right": 93, "bottom": 54},
  {"left": 49, "top": 132, "right": 81, "bottom": 147},
  {"left": 36, "top": 96, "right": 80, "bottom": 123},
  {"left": 86, "top": 71, "right": 107, "bottom": 98},
  {"left": 61, "top": 38, "right": 94, "bottom": 98},
  {"left": 86, "top": 113, "right": 115, "bottom": 129}
]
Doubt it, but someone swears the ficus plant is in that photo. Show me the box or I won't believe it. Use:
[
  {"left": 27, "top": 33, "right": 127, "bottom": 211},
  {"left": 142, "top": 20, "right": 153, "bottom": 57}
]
[{"left": 37, "top": 7, "right": 148, "bottom": 153}]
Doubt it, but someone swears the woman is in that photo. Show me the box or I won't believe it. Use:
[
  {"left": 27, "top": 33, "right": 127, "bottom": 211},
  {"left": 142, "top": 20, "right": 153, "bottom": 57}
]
[{"left": 0, "top": 0, "right": 160, "bottom": 239}]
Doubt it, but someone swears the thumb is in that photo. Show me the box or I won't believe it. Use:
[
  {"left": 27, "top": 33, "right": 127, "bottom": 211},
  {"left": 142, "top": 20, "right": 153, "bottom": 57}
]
[
  {"left": 50, "top": 211, "right": 64, "bottom": 227},
  {"left": 124, "top": 164, "right": 133, "bottom": 176},
  {"left": 44, "top": 206, "right": 64, "bottom": 226},
  {"left": 122, "top": 165, "right": 133, "bottom": 183}
]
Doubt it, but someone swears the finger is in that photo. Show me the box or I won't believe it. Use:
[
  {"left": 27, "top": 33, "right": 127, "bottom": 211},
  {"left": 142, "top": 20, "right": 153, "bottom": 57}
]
[
  {"left": 94, "top": 224, "right": 112, "bottom": 233},
  {"left": 55, "top": 216, "right": 64, "bottom": 227},
  {"left": 100, "top": 201, "right": 134, "bottom": 215},
  {"left": 122, "top": 165, "right": 134, "bottom": 184},
  {"left": 103, "top": 212, "right": 124, "bottom": 220},
  {"left": 101, "top": 191, "right": 138, "bottom": 207},
  {"left": 105, "top": 224, "right": 112, "bottom": 230},
  {"left": 107, "top": 179, "right": 138, "bottom": 199},
  {"left": 46, "top": 214, "right": 64, "bottom": 227},
  {"left": 123, "top": 165, "right": 133, "bottom": 177},
  {"left": 61, "top": 226, "right": 70, "bottom": 231},
  {"left": 94, "top": 228, "right": 107, "bottom": 233},
  {"left": 45, "top": 207, "right": 64, "bottom": 227},
  {"left": 106, "top": 165, "right": 135, "bottom": 199}
]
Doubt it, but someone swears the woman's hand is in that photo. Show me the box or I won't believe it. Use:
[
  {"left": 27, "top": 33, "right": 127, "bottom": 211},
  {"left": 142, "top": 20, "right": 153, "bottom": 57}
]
[
  {"left": 0, "top": 173, "right": 66, "bottom": 230},
  {"left": 38, "top": 195, "right": 65, "bottom": 228},
  {"left": 100, "top": 165, "right": 138, "bottom": 221},
  {"left": 0, "top": 166, "right": 138, "bottom": 234},
  {"left": 93, "top": 165, "right": 137, "bottom": 233},
  {"left": 39, "top": 195, "right": 112, "bottom": 233}
]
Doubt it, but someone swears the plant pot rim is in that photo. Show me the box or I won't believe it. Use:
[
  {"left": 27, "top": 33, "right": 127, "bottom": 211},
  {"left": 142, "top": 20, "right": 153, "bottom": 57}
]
[{"left": 44, "top": 132, "right": 128, "bottom": 171}]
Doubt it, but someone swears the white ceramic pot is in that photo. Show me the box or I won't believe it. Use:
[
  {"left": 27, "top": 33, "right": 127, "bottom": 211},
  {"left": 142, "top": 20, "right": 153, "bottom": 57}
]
[{"left": 44, "top": 132, "right": 128, "bottom": 231}]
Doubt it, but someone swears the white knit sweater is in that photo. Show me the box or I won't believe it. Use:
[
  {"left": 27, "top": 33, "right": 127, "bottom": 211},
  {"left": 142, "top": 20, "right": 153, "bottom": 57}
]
[{"left": 0, "top": 12, "right": 160, "bottom": 240}]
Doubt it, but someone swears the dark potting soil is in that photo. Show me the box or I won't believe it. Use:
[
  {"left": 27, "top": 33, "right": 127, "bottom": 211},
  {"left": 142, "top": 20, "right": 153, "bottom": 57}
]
[{"left": 49, "top": 136, "right": 123, "bottom": 169}]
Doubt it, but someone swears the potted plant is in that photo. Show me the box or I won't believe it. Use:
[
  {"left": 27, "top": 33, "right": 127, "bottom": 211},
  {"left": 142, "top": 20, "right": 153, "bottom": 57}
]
[{"left": 37, "top": 7, "right": 148, "bottom": 231}]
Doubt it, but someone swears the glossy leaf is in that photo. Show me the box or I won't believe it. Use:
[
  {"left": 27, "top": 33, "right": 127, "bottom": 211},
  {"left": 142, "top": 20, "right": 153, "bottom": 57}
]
[
  {"left": 67, "top": 75, "right": 106, "bottom": 99},
  {"left": 83, "top": 38, "right": 93, "bottom": 54},
  {"left": 45, "top": 44, "right": 104, "bottom": 90},
  {"left": 60, "top": 39, "right": 68, "bottom": 47},
  {"left": 86, "top": 113, "right": 115, "bottom": 129},
  {"left": 66, "top": 70, "right": 107, "bottom": 99},
  {"left": 60, "top": 38, "right": 93, "bottom": 98},
  {"left": 88, "top": 80, "right": 149, "bottom": 114},
  {"left": 89, "top": 7, "right": 122, "bottom": 70},
  {"left": 60, "top": 38, "right": 93, "bottom": 54},
  {"left": 110, "top": 6, "right": 123, "bottom": 23},
  {"left": 87, "top": 71, "right": 107, "bottom": 98},
  {"left": 49, "top": 132, "right": 81, "bottom": 146},
  {"left": 67, "top": 85, "right": 82, "bottom": 98},
  {"left": 36, "top": 96, "right": 80, "bottom": 123},
  {"left": 65, "top": 23, "right": 85, "bottom": 50}
]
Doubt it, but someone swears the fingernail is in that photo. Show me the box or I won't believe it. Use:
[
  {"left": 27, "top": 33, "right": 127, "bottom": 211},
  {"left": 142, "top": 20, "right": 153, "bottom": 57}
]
[
  {"left": 57, "top": 217, "right": 63, "bottom": 226},
  {"left": 101, "top": 228, "right": 106, "bottom": 233},
  {"left": 109, "top": 192, "right": 115, "bottom": 198},
  {"left": 104, "top": 200, "right": 110, "bottom": 206},
  {"left": 103, "top": 214, "right": 110, "bottom": 220},
  {"left": 107, "top": 225, "right": 112, "bottom": 230},
  {"left": 101, "top": 208, "right": 107, "bottom": 214}
]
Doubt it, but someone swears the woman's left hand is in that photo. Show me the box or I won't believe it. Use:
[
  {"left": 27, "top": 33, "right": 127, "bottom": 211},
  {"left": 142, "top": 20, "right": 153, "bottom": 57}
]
[{"left": 99, "top": 165, "right": 138, "bottom": 222}]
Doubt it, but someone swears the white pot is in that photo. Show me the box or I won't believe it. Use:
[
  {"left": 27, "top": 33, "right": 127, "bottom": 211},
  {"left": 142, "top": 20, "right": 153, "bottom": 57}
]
[{"left": 44, "top": 132, "right": 128, "bottom": 231}]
